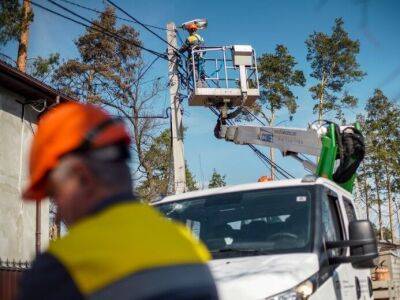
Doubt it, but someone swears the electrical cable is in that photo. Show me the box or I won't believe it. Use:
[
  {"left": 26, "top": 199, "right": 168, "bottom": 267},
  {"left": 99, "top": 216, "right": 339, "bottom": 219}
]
[
  {"left": 30, "top": 0, "right": 167, "bottom": 60},
  {"left": 248, "top": 144, "right": 295, "bottom": 179},
  {"left": 41, "top": 0, "right": 190, "bottom": 86},
  {"left": 56, "top": 0, "right": 173, "bottom": 31},
  {"left": 177, "top": 30, "right": 185, "bottom": 45},
  {"left": 104, "top": 0, "right": 183, "bottom": 56},
  {"left": 208, "top": 106, "right": 295, "bottom": 179},
  {"left": 46, "top": 0, "right": 168, "bottom": 59},
  {"left": 135, "top": 56, "right": 161, "bottom": 84},
  {"left": 241, "top": 107, "right": 266, "bottom": 126},
  {"left": 102, "top": 1, "right": 193, "bottom": 91}
]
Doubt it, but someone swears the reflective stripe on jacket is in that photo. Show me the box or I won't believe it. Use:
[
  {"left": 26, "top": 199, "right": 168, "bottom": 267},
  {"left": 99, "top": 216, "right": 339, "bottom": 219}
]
[{"left": 48, "top": 202, "right": 215, "bottom": 298}]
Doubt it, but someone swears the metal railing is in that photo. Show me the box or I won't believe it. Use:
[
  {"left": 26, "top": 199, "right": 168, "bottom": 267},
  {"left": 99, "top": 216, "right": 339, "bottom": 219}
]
[{"left": 189, "top": 46, "right": 259, "bottom": 90}]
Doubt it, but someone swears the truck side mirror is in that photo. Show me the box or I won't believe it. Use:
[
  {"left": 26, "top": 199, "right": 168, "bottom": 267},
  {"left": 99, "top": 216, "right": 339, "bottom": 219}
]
[
  {"left": 326, "top": 220, "right": 378, "bottom": 268},
  {"left": 348, "top": 220, "right": 378, "bottom": 268}
]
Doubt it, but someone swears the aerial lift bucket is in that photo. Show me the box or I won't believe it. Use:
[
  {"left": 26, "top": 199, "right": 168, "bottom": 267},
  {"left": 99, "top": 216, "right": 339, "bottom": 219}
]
[{"left": 187, "top": 45, "right": 260, "bottom": 109}]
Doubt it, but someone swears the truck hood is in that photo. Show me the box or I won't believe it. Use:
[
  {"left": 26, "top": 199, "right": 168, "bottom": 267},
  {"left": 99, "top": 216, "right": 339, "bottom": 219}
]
[{"left": 208, "top": 253, "right": 319, "bottom": 300}]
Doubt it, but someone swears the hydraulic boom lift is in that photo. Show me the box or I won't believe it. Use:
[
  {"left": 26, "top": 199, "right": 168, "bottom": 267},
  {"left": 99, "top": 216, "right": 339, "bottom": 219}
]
[
  {"left": 176, "top": 21, "right": 365, "bottom": 194},
  {"left": 216, "top": 121, "right": 365, "bottom": 193}
]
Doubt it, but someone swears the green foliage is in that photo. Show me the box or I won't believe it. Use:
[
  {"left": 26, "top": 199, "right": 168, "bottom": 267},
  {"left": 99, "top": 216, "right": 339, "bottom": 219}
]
[
  {"left": 357, "top": 89, "right": 400, "bottom": 241},
  {"left": 257, "top": 44, "right": 305, "bottom": 124},
  {"left": 137, "top": 129, "right": 198, "bottom": 201},
  {"left": 208, "top": 169, "right": 226, "bottom": 188},
  {"left": 0, "top": 0, "right": 33, "bottom": 46},
  {"left": 52, "top": 6, "right": 141, "bottom": 103},
  {"left": 306, "top": 18, "right": 365, "bottom": 120},
  {"left": 29, "top": 53, "right": 60, "bottom": 82},
  {"left": 185, "top": 167, "right": 198, "bottom": 191},
  {"left": 365, "top": 89, "right": 400, "bottom": 171}
]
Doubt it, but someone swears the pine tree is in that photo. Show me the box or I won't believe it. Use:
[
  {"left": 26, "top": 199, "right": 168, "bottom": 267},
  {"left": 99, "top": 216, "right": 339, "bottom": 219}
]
[
  {"left": 0, "top": 0, "right": 33, "bottom": 72},
  {"left": 208, "top": 169, "right": 226, "bottom": 188},
  {"left": 306, "top": 18, "right": 365, "bottom": 121},
  {"left": 255, "top": 44, "right": 305, "bottom": 178},
  {"left": 257, "top": 44, "right": 306, "bottom": 125},
  {"left": 364, "top": 89, "right": 400, "bottom": 242}
]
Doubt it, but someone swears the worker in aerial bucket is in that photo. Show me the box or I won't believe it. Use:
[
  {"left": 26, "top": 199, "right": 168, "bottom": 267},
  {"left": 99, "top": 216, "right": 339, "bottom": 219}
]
[
  {"left": 179, "top": 23, "right": 205, "bottom": 87},
  {"left": 18, "top": 102, "right": 218, "bottom": 300}
]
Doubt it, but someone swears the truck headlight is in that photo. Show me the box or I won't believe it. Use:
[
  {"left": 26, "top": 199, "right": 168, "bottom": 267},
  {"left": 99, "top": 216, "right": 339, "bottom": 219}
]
[{"left": 266, "top": 278, "right": 315, "bottom": 300}]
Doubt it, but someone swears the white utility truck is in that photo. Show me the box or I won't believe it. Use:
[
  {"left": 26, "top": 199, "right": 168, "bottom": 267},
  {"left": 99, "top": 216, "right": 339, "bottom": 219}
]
[
  {"left": 155, "top": 176, "right": 377, "bottom": 299},
  {"left": 154, "top": 120, "right": 378, "bottom": 299}
]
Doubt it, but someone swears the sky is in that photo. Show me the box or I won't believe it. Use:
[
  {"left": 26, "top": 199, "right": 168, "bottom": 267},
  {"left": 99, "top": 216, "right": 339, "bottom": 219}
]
[{"left": 3, "top": 0, "right": 400, "bottom": 189}]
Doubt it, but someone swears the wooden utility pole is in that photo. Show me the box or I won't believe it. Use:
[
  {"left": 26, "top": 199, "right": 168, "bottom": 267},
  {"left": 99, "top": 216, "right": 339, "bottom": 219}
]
[
  {"left": 167, "top": 22, "right": 186, "bottom": 194},
  {"left": 17, "top": 0, "right": 31, "bottom": 72}
]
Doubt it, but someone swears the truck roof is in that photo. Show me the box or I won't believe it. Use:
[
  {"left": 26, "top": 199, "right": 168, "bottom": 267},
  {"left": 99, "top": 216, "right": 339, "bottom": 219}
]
[{"left": 153, "top": 177, "right": 353, "bottom": 205}]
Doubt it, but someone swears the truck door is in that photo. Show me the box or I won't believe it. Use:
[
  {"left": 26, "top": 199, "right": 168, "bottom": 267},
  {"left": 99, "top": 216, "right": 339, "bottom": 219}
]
[
  {"left": 341, "top": 196, "right": 373, "bottom": 300},
  {"left": 318, "top": 189, "right": 356, "bottom": 300}
]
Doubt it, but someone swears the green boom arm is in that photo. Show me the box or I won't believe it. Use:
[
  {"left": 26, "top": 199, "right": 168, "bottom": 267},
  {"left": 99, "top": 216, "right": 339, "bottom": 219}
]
[{"left": 316, "top": 122, "right": 362, "bottom": 193}]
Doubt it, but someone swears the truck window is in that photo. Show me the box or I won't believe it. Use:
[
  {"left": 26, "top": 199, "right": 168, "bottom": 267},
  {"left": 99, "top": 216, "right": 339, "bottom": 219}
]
[
  {"left": 321, "top": 192, "right": 344, "bottom": 257},
  {"left": 343, "top": 197, "right": 357, "bottom": 223},
  {"left": 156, "top": 186, "right": 315, "bottom": 259}
]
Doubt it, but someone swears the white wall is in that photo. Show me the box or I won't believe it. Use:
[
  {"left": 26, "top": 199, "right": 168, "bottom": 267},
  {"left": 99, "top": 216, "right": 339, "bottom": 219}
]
[{"left": 0, "top": 86, "right": 49, "bottom": 262}]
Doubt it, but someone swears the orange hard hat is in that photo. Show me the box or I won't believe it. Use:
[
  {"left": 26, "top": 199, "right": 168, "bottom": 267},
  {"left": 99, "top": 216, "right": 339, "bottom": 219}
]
[
  {"left": 257, "top": 176, "right": 273, "bottom": 183},
  {"left": 186, "top": 23, "right": 198, "bottom": 31},
  {"left": 23, "top": 102, "right": 130, "bottom": 201}
]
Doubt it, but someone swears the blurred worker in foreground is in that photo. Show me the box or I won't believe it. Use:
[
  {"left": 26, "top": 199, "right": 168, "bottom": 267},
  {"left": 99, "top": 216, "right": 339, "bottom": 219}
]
[
  {"left": 179, "top": 23, "right": 205, "bottom": 87},
  {"left": 18, "top": 102, "right": 218, "bottom": 300}
]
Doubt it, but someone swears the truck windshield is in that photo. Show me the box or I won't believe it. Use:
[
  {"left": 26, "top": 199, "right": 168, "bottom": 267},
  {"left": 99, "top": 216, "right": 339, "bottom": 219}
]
[{"left": 156, "top": 186, "right": 314, "bottom": 259}]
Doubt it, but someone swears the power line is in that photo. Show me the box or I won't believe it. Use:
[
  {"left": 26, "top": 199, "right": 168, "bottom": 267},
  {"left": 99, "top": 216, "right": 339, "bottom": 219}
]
[
  {"left": 54, "top": 0, "right": 191, "bottom": 81},
  {"left": 35, "top": 0, "right": 191, "bottom": 82},
  {"left": 100, "top": 0, "right": 191, "bottom": 89},
  {"left": 104, "top": 0, "right": 183, "bottom": 56},
  {"left": 104, "top": 0, "right": 193, "bottom": 87},
  {"left": 136, "top": 56, "right": 161, "bottom": 84},
  {"left": 30, "top": 0, "right": 167, "bottom": 60},
  {"left": 56, "top": 0, "right": 172, "bottom": 31},
  {"left": 46, "top": 0, "right": 167, "bottom": 59},
  {"left": 242, "top": 106, "right": 266, "bottom": 126}
]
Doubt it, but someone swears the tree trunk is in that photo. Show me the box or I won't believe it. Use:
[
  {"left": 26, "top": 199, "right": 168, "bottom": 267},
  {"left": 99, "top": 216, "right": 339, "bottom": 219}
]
[
  {"left": 269, "top": 112, "right": 275, "bottom": 179},
  {"left": 374, "top": 172, "right": 384, "bottom": 240},
  {"left": 87, "top": 70, "right": 94, "bottom": 102},
  {"left": 16, "top": 0, "right": 31, "bottom": 72},
  {"left": 362, "top": 161, "right": 369, "bottom": 220},
  {"left": 318, "top": 74, "right": 326, "bottom": 123},
  {"left": 384, "top": 163, "right": 395, "bottom": 243}
]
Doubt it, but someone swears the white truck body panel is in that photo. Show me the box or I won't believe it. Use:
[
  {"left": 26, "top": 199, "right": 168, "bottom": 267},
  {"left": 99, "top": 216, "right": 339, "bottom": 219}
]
[
  {"left": 209, "top": 253, "right": 319, "bottom": 299},
  {"left": 155, "top": 178, "right": 373, "bottom": 300}
]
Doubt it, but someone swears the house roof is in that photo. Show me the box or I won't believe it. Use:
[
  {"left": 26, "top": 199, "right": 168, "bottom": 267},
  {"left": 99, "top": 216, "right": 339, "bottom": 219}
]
[{"left": 0, "top": 59, "right": 76, "bottom": 105}]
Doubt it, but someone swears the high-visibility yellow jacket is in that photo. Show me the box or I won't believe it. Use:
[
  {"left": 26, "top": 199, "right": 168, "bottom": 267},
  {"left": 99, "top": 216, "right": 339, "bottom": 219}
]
[
  {"left": 18, "top": 198, "right": 218, "bottom": 300},
  {"left": 180, "top": 33, "right": 204, "bottom": 54}
]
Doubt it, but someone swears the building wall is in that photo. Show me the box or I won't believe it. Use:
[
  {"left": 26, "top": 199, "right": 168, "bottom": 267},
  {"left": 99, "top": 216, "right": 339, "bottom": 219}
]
[{"left": 0, "top": 86, "right": 49, "bottom": 262}]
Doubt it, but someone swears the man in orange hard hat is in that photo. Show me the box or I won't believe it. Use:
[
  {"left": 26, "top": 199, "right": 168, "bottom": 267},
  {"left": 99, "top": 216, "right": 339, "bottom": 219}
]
[
  {"left": 18, "top": 102, "right": 218, "bottom": 300},
  {"left": 179, "top": 23, "right": 204, "bottom": 55},
  {"left": 179, "top": 23, "right": 205, "bottom": 87}
]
